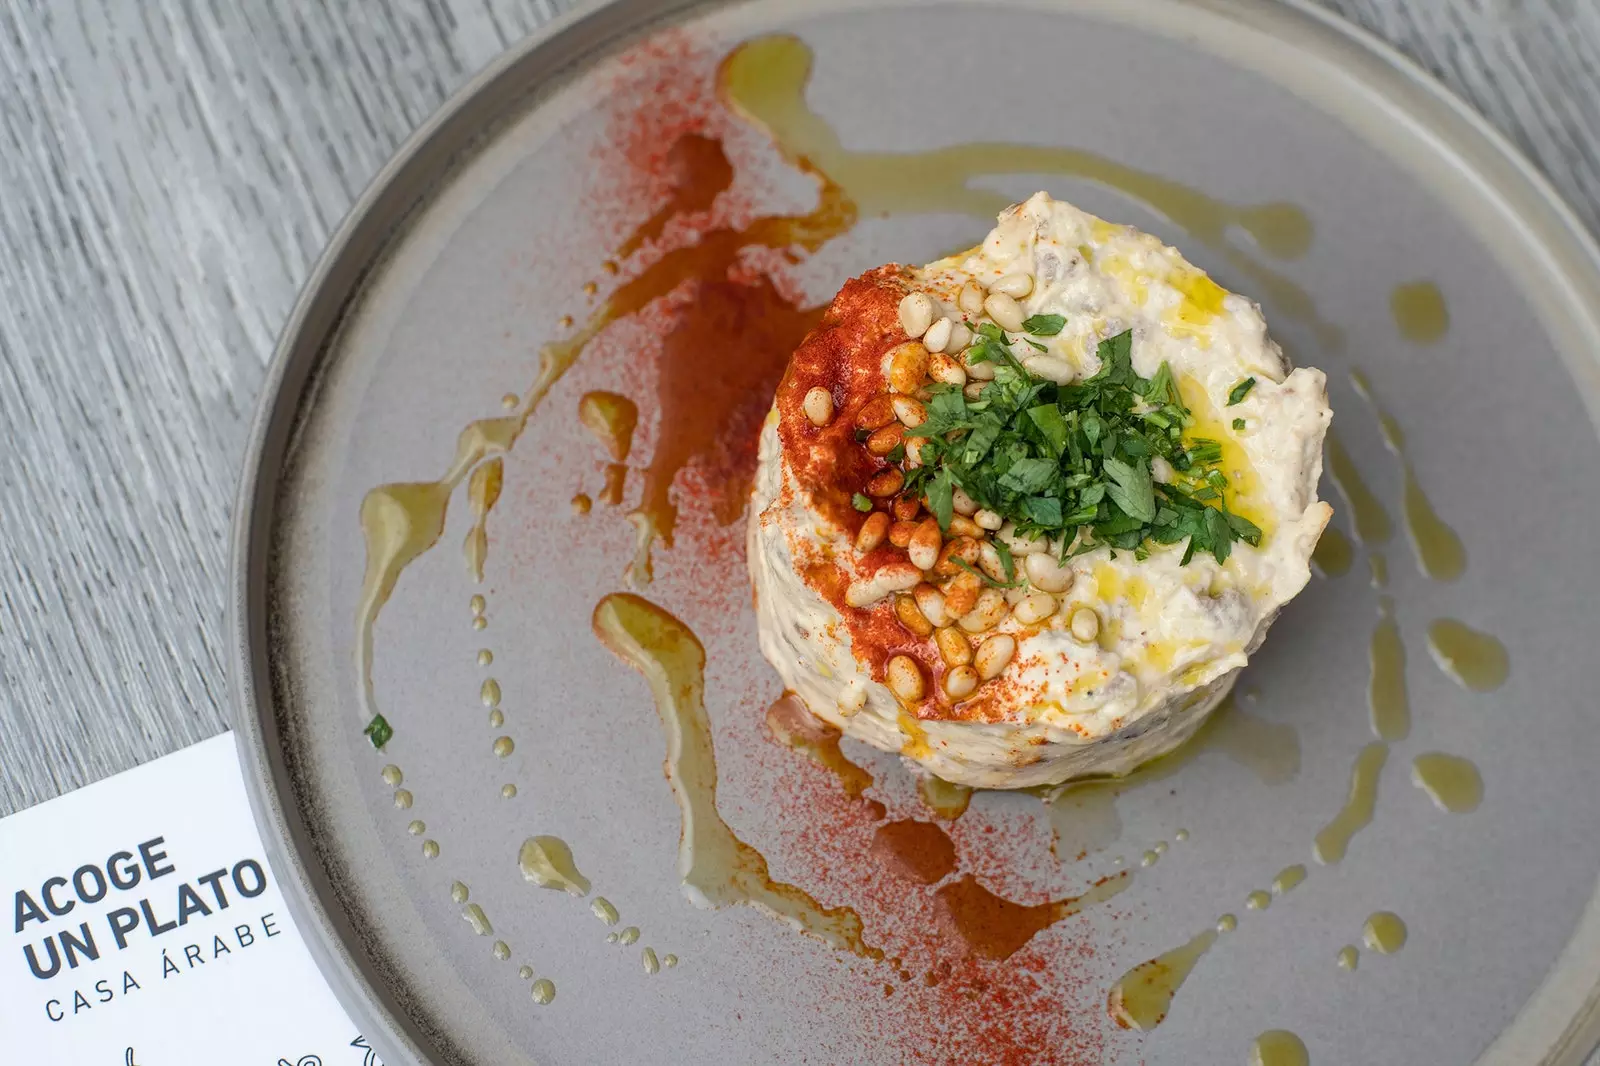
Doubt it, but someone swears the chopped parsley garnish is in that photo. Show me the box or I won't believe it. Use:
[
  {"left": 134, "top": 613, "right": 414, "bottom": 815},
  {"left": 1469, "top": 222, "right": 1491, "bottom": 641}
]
[
  {"left": 1022, "top": 313, "right": 1067, "bottom": 336},
  {"left": 364, "top": 714, "right": 393, "bottom": 750},
  {"left": 1232, "top": 417, "right": 1246, "bottom": 431},
  {"left": 902, "top": 329, "right": 1261, "bottom": 564},
  {"left": 1227, "top": 377, "right": 1256, "bottom": 406},
  {"left": 851, "top": 493, "right": 873, "bottom": 512}
]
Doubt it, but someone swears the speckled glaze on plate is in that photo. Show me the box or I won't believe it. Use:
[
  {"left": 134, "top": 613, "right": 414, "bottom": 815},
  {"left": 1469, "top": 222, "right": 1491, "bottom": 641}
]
[{"left": 230, "top": 1, "right": 1600, "bottom": 1064}]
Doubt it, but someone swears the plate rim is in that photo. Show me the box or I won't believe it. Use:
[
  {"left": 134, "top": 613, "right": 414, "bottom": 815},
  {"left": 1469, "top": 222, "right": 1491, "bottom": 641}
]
[{"left": 227, "top": 1, "right": 1600, "bottom": 1063}]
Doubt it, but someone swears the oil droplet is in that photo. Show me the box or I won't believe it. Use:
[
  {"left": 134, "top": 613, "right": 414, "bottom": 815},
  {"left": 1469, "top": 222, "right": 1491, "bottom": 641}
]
[
  {"left": 407, "top": 820, "right": 425, "bottom": 836},
  {"left": 583, "top": 281, "right": 598, "bottom": 297},
  {"left": 1154, "top": 841, "right": 1168, "bottom": 855},
  {"left": 1411, "top": 753, "right": 1484, "bottom": 813},
  {"left": 461, "top": 903, "right": 493, "bottom": 936},
  {"left": 500, "top": 783, "right": 517, "bottom": 799},
  {"left": 492, "top": 940, "right": 510, "bottom": 960},
  {"left": 518, "top": 965, "right": 534, "bottom": 980},
  {"left": 472, "top": 617, "right": 487, "bottom": 631},
  {"left": 602, "top": 259, "right": 619, "bottom": 275},
  {"left": 470, "top": 594, "right": 486, "bottom": 616},
  {"left": 450, "top": 881, "right": 469, "bottom": 904},
  {"left": 1174, "top": 829, "right": 1189, "bottom": 842},
  {"left": 605, "top": 933, "right": 618, "bottom": 944},
  {"left": 481, "top": 679, "right": 502, "bottom": 707},
  {"left": 663, "top": 954, "right": 678, "bottom": 968},
  {"left": 935, "top": 872, "right": 1131, "bottom": 961},
  {"left": 1323, "top": 432, "right": 1391, "bottom": 545},
  {"left": 642, "top": 947, "right": 660, "bottom": 974},
  {"left": 1216, "top": 914, "right": 1238, "bottom": 933},
  {"left": 720, "top": 35, "right": 1339, "bottom": 347},
  {"left": 488, "top": 708, "right": 504, "bottom": 729},
  {"left": 394, "top": 790, "right": 413, "bottom": 810},
  {"left": 492, "top": 736, "right": 514, "bottom": 758},
  {"left": 500, "top": 393, "right": 519, "bottom": 410},
  {"left": 577, "top": 391, "right": 639, "bottom": 462},
  {"left": 558, "top": 314, "right": 573, "bottom": 329},
  {"left": 618, "top": 926, "right": 640, "bottom": 946},
  {"left": 1272, "top": 864, "right": 1307, "bottom": 895},
  {"left": 1337, "top": 945, "right": 1359, "bottom": 970},
  {"left": 531, "top": 978, "right": 556, "bottom": 1004},
  {"left": 571, "top": 493, "right": 592, "bottom": 515},
  {"left": 1244, "top": 890, "right": 1271, "bottom": 911},
  {"left": 380, "top": 765, "right": 403, "bottom": 787},
  {"left": 1426, "top": 619, "right": 1509, "bottom": 692},
  {"left": 1369, "top": 598, "right": 1409, "bottom": 742},
  {"left": 1368, "top": 553, "right": 1388, "bottom": 589},
  {"left": 1250, "top": 1029, "right": 1310, "bottom": 1066},
  {"left": 599, "top": 462, "right": 628, "bottom": 506},
  {"left": 766, "top": 694, "right": 880, "bottom": 813},
  {"left": 871, "top": 820, "right": 957, "bottom": 884},
  {"left": 1314, "top": 742, "right": 1388, "bottom": 865},
  {"left": 462, "top": 458, "right": 503, "bottom": 583},
  {"left": 1107, "top": 928, "right": 1219, "bottom": 1030},
  {"left": 917, "top": 775, "right": 975, "bottom": 821},
  {"left": 1311, "top": 525, "right": 1352, "bottom": 578},
  {"left": 1362, "top": 911, "right": 1407, "bottom": 954},
  {"left": 1390, "top": 280, "right": 1449, "bottom": 343},
  {"left": 477, "top": 649, "right": 493, "bottom": 667},
  {"left": 590, "top": 897, "right": 620, "bottom": 925},
  {"left": 593, "top": 594, "right": 877, "bottom": 957},
  {"left": 518, "top": 836, "right": 592, "bottom": 897},
  {"left": 1140, "top": 851, "right": 1160, "bottom": 868},
  {"left": 423, "top": 839, "right": 440, "bottom": 859}
]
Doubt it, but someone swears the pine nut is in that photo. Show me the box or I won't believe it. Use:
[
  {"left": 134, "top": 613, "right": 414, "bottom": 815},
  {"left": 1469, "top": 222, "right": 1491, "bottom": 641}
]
[
  {"left": 1070, "top": 607, "right": 1101, "bottom": 643},
  {"left": 867, "top": 468, "right": 905, "bottom": 497},
  {"left": 947, "top": 514, "right": 985, "bottom": 539},
  {"left": 885, "top": 655, "right": 926, "bottom": 703},
  {"left": 898, "top": 292, "right": 936, "bottom": 339},
  {"left": 922, "top": 317, "right": 953, "bottom": 354},
  {"left": 928, "top": 352, "right": 968, "bottom": 387},
  {"left": 866, "top": 423, "right": 904, "bottom": 456},
  {"left": 942, "top": 570, "right": 983, "bottom": 617},
  {"left": 978, "top": 541, "right": 1008, "bottom": 582},
  {"left": 975, "top": 634, "right": 1016, "bottom": 679},
  {"left": 888, "top": 341, "right": 930, "bottom": 393},
  {"left": 891, "top": 395, "right": 927, "bottom": 427},
  {"left": 963, "top": 353, "right": 997, "bottom": 381},
  {"left": 889, "top": 521, "right": 918, "bottom": 548},
  {"left": 857, "top": 395, "right": 897, "bottom": 430},
  {"left": 958, "top": 588, "right": 1009, "bottom": 633},
  {"left": 934, "top": 536, "right": 981, "bottom": 577},
  {"left": 893, "top": 495, "right": 922, "bottom": 521},
  {"left": 855, "top": 511, "right": 890, "bottom": 553},
  {"left": 908, "top": 517, "right": 943, "bottom": 571},
  {"left": 895, "top": 594, "right": 934, "bottom": 637},
  {"left": 1024, "top": 552, "right": 1075, "bottom": 593},
  {"left": 845, "top": 580, "right": 882, "bottom": 608},
  {"left": 1013, "top": 590, "right": 1058, "bottom": 624},
  {"left": 904, "top": 437, "right": 926, "bottom": 467},
  {"left": 958, "top": 281, "right": 986, "bottom": 317},
  {"left": 947, "top": 321, "right": 972, "bottom": 352},
  {"left": 914, "top": 583, "right": 950, "bottom": 628},
  {"left": 952, "top": 486, "right": 979, "bottom": 516},
  {"left": 984, "top": 292, "right": 1025, "bottom": 332},
  {"left": 974, "top": 509, "right": 1003, "bottom": 531},
  {"left": 803, "top": 387, "right": 834, "bottom": 426},
  {"left": 935, "top": 626, "right": 973, "bottom": 666},
  {"left": 991, "top": 272, "right": 1034, "bottom": 299},
  {"left": 998, "top": 521, "right": 1048, "bottom": 555},
  {"left": 845, "top": 561, "right": 921, "bottom": 607},
  {"left": 944, "top": 665, "right": 979, "bottom": 700},
  {"left": 1022, "top": 355, "right": 1075, "bottom": 385},
  {"left": 963, "top": 382, "right": 986, "bottom": 400}
]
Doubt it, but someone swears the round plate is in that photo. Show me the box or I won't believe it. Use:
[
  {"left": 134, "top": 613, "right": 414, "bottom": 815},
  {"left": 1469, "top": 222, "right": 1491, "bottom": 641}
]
[{"left": 231, "top": 1, "right": 1600, "bottom": 1063}]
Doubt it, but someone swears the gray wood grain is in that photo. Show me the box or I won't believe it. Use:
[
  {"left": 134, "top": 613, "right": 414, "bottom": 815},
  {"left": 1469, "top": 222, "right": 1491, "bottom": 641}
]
[{"left": 0, "top": 0, "right": 1592, "bottom": 810}]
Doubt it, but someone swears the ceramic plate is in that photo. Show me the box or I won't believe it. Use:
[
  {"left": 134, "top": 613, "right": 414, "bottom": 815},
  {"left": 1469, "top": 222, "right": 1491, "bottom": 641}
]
[{"left": 231, "top": 1, "right": 1600, "bottom": 1063}]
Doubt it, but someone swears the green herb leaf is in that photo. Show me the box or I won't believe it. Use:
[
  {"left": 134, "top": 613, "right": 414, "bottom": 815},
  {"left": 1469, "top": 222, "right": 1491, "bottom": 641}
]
[
  {"left": 993, "top": 538, "right": 1016, "bottom": 582},
  {"left": 927, "top": 469, "right": 955, "bottom": 532},
  {"left": 851, "top": 493, "right": 873, "bottom": 512},
  {"left": 1103, "top": 457, "right": 1156, "bottom": 523},
  {"left": 1227, "top": 377, "right": 1256, "bottom": 406},
  {"left": 1232, "top": 417, "right": 1246, "bottom": 431},
  {"left": 364, "top": 714, "right": 394, "bottom": 750},
  {"left": 1022, "top": 313, "right": 1067, "bottom": 336},
  {"left": 954, "top": 558, "right": 1028, "bottom": 589}
]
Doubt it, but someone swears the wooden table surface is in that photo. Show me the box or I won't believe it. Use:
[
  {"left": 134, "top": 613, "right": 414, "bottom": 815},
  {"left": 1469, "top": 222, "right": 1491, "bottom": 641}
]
[{"left": 1, "top": 0, "right": 1595, "bottom": 809}]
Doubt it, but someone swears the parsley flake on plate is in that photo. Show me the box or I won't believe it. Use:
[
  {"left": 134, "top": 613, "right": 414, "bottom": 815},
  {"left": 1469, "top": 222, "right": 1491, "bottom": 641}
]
[
  {"left": 902, "top": 328, "right": 1260, "bottom": 564},
  {"left": 1227, "top": 377, "right": 1256, "bottom": 405}
]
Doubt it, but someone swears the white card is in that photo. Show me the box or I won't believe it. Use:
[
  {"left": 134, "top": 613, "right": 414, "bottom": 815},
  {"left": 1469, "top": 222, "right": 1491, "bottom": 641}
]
[{"left": 0, "top": 733, "right": 384, "bottom": 1066}]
